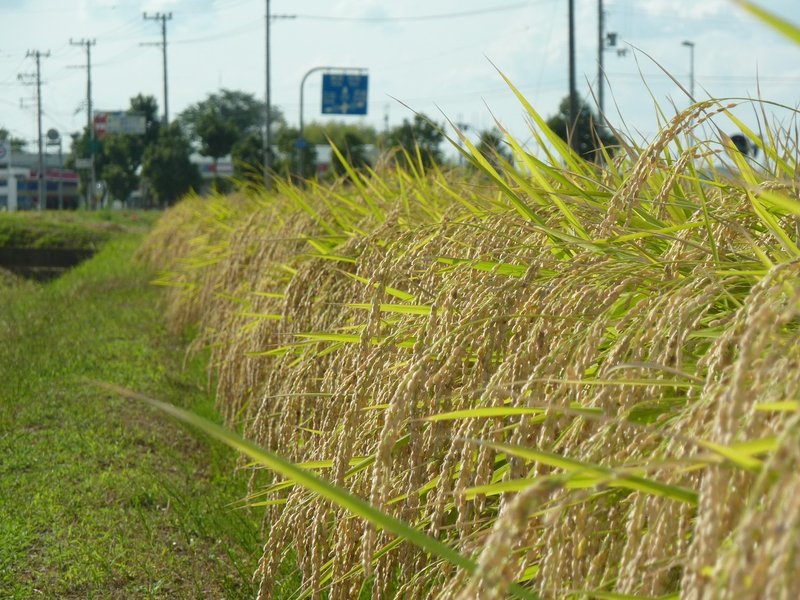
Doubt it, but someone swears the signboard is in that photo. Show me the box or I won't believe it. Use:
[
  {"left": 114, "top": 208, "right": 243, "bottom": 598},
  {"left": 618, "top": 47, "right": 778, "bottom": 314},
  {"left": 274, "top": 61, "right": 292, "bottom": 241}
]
[
  {"left": 75, "top": 158, "right": 93, "bottom": 170},
  {"left": 94, "top": 112, "right": 147, "bottom": 138},
  {"left": 321, "top": 73, "right": 368, "bottom": 115},
  {"left": 0, "top": 141, "right": 8, "bottom": 164}
]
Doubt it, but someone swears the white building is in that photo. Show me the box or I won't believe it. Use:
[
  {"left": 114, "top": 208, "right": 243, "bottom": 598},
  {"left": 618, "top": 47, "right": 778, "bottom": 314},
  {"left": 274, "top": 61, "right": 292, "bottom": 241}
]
[{"left": 0, "top": 148, "right": 80, "bottom": 211}]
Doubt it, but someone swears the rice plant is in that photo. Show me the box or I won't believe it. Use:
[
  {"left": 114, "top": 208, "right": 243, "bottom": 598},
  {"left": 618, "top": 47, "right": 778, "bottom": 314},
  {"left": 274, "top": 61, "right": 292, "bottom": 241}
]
[{"left": 133, "top": 18, "right": 800, "bottom": 596}]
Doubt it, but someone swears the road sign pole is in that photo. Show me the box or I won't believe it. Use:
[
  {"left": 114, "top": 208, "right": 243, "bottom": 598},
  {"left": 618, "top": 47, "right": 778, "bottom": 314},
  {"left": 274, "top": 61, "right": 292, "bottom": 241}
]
[
  {"left": 298, "top": 66, "right": 368, "bottom": 180},
  {"left": 298, "top": 66, "right": 330, "bottom": 180}
]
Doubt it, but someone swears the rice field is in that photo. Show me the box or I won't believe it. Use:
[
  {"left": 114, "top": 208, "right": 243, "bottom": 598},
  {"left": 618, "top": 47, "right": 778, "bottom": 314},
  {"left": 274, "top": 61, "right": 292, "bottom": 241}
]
[{"left": 134, "top": 79, "right": 800, "bottom": 599}]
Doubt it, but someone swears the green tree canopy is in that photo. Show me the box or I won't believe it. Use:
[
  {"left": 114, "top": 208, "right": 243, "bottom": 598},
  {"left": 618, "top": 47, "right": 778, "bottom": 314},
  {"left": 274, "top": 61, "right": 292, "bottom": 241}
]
[
  {"left": 330, "top": 130, "right": 371, "bottom": 177},
  {"left": 0, "top": 128, "right": 27, "bottom": 153},
  {"left": 179, "top": 90, "right": 286, "bottom": 143},
  {"left": 67, "top": 94, "right": 161, "bottom": 206},
  {"left": 99, "top": 134, "right": 140, "bottom": 202},
  {"left": 545, "top": 96, "right": 617, "bottom": 162},
  {"left": 275, "top": 126, "right": 317, "bottom": 182},
  {"left": 476, "top": 128, "right": 513, "bottom": 170},
  {"left": 231, "top": 131, "right": 265, "bottom": 183},
  {"left": 195, "top": 111, "right": 239, "bottom": 164},
  {"left": 382, "top": 114, "right": 444, "bottom": 169},
  {"left": 303, "top": 121, "right": 377, "bottom": 146},
  {"left": 127, "top": 94, "right": 161, "bottom": 161},
  {"left": 302, "top": 121, "right": 375, "bottom": 177},
  {"left": 141, "top": 123, "right": 200, "bottom": 206}
]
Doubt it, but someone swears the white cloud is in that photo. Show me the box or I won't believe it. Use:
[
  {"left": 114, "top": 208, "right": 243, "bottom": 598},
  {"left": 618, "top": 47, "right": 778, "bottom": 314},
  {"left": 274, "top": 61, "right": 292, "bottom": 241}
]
[{"left": 626, "top": 0, "right": 728, "bottom": 20}]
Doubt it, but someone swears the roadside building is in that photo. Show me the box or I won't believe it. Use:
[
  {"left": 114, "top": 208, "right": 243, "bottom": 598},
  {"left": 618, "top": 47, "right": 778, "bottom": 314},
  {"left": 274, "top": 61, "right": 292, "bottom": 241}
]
[{"left": 0, "top": 150, "right": 80, "bottom": 211}]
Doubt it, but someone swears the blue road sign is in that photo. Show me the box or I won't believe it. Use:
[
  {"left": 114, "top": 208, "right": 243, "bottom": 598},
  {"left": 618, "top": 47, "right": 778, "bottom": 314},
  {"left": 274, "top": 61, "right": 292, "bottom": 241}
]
[{"left": 321, "top": 73, "right": 368, "bottom": 115}]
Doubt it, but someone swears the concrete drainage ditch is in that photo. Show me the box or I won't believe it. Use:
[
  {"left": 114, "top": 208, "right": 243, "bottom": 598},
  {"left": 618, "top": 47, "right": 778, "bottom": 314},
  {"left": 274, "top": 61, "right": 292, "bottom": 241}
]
[{"left": 0, "top": 247, "right": 96, "bottom": 281}]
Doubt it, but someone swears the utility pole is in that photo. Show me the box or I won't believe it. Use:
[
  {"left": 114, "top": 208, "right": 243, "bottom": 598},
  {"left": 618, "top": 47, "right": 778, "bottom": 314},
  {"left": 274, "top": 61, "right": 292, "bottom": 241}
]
[
  {"left": 143, "top": 12, "right": 172, "bottom": 124},
  {"left": 20, "top": 50, "right": 49, "bottom": 210},
  {"left": 70, "top": 38, "right": 96, "bottom": 210},
  {"left": 598, "top": 0, "right": 605, "bottom": 122},
  {"left": 264, "top": 6, "right": 295, "bottom": 189},
  {"left": 265, "top": 0, "right": 272, "bottom": 187},
  {"left": 568, "top": 0, "right": 578, "bottom": 151}
]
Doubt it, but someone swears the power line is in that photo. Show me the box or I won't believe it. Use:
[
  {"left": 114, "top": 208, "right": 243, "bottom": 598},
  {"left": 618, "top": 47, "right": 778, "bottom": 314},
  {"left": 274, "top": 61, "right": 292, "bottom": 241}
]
[
  {"left": 93, "top": 45, "right": 147, "bottom": 68},
  {"left": 606, "top": 72, "right": 800, "bottom": 83},
  {"left": 171, "top": 21, "right": 262, "bottom": 45},
  {"left": 293, "top": 2, "right": 534, "bottom": 23}
]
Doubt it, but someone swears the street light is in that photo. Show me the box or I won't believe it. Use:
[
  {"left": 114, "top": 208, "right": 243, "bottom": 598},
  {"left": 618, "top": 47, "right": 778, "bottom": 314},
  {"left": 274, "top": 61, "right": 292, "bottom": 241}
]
[{"left": 682, "top": 40, "right": 695, "bottom": 100}]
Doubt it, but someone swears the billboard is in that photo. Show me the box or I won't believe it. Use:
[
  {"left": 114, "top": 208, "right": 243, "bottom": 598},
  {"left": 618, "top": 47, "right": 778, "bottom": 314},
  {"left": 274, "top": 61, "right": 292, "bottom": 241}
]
[
  {"left": 94, "top": 112, "right": 147, "bottom": 138},
  {"left": 321, "top": 73, "right": 368, "bottom": 115}
]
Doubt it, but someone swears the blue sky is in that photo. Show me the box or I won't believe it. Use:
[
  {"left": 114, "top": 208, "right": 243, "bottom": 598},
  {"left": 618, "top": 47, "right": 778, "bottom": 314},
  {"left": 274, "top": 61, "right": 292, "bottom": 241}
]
[{"left": 0, "top": 0, "right": 798, "bottom": 154}]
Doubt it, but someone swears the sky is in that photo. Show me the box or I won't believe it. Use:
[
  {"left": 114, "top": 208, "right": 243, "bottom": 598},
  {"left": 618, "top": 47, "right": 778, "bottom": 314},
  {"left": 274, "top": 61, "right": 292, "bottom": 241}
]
[{"left": 0, "top": 0, "right": 799, "bottom": 156}]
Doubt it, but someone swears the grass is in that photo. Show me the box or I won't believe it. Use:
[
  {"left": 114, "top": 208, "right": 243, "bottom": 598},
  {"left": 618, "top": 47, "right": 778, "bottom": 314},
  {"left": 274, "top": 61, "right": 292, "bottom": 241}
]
[
  {"left": 0, "top": 209, "right": 156, "bottom": 250},
  {"left": 0, "top": 225, "right": 263, "bottom": 599}
]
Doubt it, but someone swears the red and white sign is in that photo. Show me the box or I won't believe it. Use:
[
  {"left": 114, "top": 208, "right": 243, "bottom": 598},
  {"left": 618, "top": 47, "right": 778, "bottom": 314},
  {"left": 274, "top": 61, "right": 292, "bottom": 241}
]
[
  {"left": 93, "top": 113, "right": 109, "bottom": 138},
  {"left": 93, "top": 111, "right": 146, "bottom": 138}
]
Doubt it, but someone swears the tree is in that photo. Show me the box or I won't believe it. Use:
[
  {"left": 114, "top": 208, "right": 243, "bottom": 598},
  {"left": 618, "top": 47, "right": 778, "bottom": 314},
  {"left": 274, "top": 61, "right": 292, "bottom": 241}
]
[
  {"left": 195, "top": 111, "right": 239, "bottom": 165},
  {"left": 127, "top": 94, "right": 161, "bottom": 162},
  {"left": 545, "top": 96, "right": 617, "bottom": 162},
  {"left": 180, "top": 90, "right": 286, "bottom": 143},
  {"left": 231, "top": 131, "right": 265, "bottom": 183},
  {"left": 0, "top": 128, "right": 26, "bottom": 152},
  {"left": 99, "top": 134, "right": 139, "bottom": 203},
  {"left": 141, "top": 123, "right": 200, "bottom": 206},
  {"left": 476, "top": 128, "right": 513, "bottom": 170},
  {"left": 330, "top": 131, "right": 371, "bottom": 177},
  {"left": 194, "top": 111, "right": 238, "bottom": 192},
  {"left": 275, "top": 126, "right": 317, "bottom": 181},
  {"left": 180, "top": 90, "right": 288, "bottom": 186},
  {"left": 303, "top": 121, "right": 377, "bottom": 146},
  {"left": 301, "top": 121, "right": 375, "bottom": 178},
  {"left": 382, "top": 114, "right": 444, "bottom": 169},
  {"left": 66, "top": 94, "right": 161, "bottom": 205},
  {"left": 101, "top": 163, "right": 138, "bottom": 205}
]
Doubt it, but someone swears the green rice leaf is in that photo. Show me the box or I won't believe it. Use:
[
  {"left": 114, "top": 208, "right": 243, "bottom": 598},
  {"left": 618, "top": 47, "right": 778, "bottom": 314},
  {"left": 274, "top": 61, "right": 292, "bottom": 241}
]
[
  {"left": 754, "top": 401, "right": 800, "bottom": 412},
  {"left": 426, "top": 405, "right": 602, "bottom": 422},
  {"left": 437, "top": 257, "right": 527, "bottom": 277},
  {"left": 95, "top": 382, "right": 540, "bottom": 600},
  {"left": 307, "top": 254, "right": 358, "bottom": 264},
  {"left": 696, "top": 439, "right": 768, "bottom": 471},
  {"left": 341, "top": 271, "right": 416, "bottom": 302},
  {"left": 581, "top": 592, "right": 679, "bottom": 600},
  {"left": 734, "top": 0, "right": 800, "bottom": 45},
  {"left": 347, "top": 303, "right": 432, "bottom": 315},
  {"left": 484, "top": 441, "right": 698, "bottom": 505},
  {"left": 295, "top": 333, "right": 415, "bottom": 348},
  {"left": 237, "top": 312, "right": 283, "bottom": 320}
]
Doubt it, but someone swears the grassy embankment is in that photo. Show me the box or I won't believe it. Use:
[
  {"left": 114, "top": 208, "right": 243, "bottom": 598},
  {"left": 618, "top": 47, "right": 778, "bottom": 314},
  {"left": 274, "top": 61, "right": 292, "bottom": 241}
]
[{"left": 0, "top": 212, "right": 263, "bottom": 599}]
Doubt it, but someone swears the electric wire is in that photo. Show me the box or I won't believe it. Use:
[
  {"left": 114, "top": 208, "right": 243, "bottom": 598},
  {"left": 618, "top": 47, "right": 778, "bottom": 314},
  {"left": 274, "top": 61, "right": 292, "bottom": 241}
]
[{"left": 292, "top": 2, "right": 537, "bottom": 23}]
